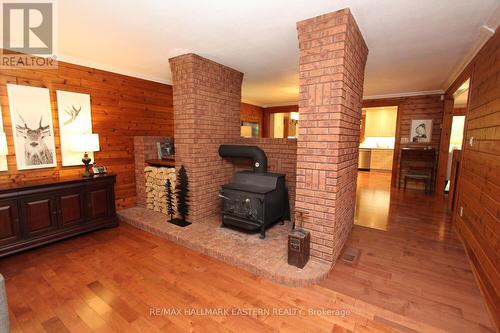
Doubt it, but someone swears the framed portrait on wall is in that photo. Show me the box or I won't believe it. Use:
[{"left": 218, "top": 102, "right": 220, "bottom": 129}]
[
  {"left": 0, "top": 105, "right": 7, "bottom": 171},
  {"left": 7, "top": 84, "right": 57, "bottom": 170},
  {"left": 56, "top": 91, "right": 93, "bottom": 166},
  {"left": 410, "top": 119, "right": 432, "bottom": 143}
]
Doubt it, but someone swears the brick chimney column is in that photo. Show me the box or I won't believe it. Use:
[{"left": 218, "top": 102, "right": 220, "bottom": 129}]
[
  {"left": 169, "top": 54, "right": 243, "bottom": 223},
  {"left": 295, "top": 9, "right": 368, "bottom": 264}
]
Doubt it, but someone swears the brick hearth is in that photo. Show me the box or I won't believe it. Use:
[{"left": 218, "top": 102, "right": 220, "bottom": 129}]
[
  {"left": 117, "top": 207, "right": 330, "bottom": 286},
  {"left": 126, "top": 8, "right": 369, "bottom": 283}
]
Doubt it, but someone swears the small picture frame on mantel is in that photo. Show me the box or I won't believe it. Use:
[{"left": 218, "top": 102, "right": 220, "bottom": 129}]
[{"left": 157, "top": 140, "right": 174, "bottom": 160}]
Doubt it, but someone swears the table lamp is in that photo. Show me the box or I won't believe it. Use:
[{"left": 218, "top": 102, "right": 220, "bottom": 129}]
[
  {"left": 0, "top": 132, "right": 8, "bottom": 156},
  {"left": 71, "top": 133, "right": 100, "bottom": 178}
]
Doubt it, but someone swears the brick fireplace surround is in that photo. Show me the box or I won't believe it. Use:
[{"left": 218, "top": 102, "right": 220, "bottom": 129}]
[{"left": 120, "top": 8, "right": 368, "bottom": 285}]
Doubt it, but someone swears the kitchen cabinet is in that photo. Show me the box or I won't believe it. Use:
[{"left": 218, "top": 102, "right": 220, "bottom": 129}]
[
  {"left": 364, "top": 108, "right": 397, "bottom": 137},
  {"left": 370, "top": 149, "right": 394, "bottom": 171}
]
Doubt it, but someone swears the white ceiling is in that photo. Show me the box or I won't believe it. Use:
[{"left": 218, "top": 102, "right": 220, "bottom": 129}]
[{"left": 57, "top": 0, "right": 500, "bottom": 106}]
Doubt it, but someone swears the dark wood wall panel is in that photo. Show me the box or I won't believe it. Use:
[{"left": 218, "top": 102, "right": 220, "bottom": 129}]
[
  {"left": 397, "top": 95, "right": 444, "bottom": 147},
  {"left": 453, "top": 30, "right": 500, "bottom": 330},
  {"left": 0, "top": 61, "right": 174, "bottom": 210}
]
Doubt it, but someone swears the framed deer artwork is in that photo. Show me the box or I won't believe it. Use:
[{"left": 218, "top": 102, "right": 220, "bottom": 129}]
[
  {"left": 7, "top": 84, "right": 57, "bottom": 170},
  {"left": 56, "top": 91, "right": 93, "bottom": 166},
  {"left": 0, "top": 105, "right": 7, "bottom": 171}
]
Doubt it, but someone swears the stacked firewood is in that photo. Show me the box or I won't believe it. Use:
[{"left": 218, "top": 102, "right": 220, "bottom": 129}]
[{"left": 144, "top": 166, "right": 177, "bottom": 215}]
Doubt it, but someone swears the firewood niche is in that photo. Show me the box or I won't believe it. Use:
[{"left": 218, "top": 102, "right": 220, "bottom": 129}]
[{"left": 144, "top": 166, "right": 177, "bottom": 215}]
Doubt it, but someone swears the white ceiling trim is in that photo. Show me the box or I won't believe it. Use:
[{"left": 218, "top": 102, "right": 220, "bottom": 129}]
[
  {"left": 246, "top": 90, "right": 448, "bottom": 107},
  {"left": 57, "top": 53, "right": 172, "bottom": 85},
  {"left": 442, "top": 5, "right": 500, "bottom": 91},
  {"left": 241, "top": 98, "right": 265, "bottom": 107},
  {"left": 363, "top": 90, "right": 444, "bottom": 100},
  {"left": 262, "top": 101, "right": 299, "bottom": 108}
]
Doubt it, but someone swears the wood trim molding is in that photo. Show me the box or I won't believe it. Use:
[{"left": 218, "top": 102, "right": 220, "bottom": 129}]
[
  {"left": 435, "top": 65, "right": 473, "bottom": 196},
  {"left": 435, "top": 97, "right": 456, "bottom": 194}
]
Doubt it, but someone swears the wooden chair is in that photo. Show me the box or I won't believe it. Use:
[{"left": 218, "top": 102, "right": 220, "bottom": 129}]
[{"left": 398, "top": 148, "right": 437, "bottom": 193}]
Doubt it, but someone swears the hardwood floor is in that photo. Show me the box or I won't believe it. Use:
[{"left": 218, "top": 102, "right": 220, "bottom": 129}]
[{"left": 0, "top": 171, "right": 494, "bottom": 332}]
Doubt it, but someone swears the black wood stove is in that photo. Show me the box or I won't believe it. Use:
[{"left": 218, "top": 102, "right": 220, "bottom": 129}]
[{"left": 218, "top": 145, "right": 290, "bottom": 238}]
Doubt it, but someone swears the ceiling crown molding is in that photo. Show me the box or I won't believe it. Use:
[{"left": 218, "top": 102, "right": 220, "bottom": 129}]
[
  {"left": 443, "top": 4, "right": 500, "bottom": 90},
  {"left": 363, "top": 90, "right": 444, "bottom": 100},
  {"left": 261, "top": 101, "right": 299, "bottom": 108}
]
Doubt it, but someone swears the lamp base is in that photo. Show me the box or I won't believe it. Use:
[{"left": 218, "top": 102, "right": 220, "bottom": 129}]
[{"left": 82, "top": 153, "right": 92, "bottom": 178}]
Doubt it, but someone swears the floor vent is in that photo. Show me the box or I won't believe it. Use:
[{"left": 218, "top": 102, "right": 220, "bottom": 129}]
[{"left": 340, "top": 247, "right": 361, "bottom": 265}]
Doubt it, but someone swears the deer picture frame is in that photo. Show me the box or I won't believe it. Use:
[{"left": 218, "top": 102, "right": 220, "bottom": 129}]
[
  {"left": 0, "top": 105, "right": 7, "bottom": 171},
  {"left": 56, "top": 91, "right": 94, "bottom": 166},
  {"left": 7, "top": 84, "right": 57, "bottom": 170}
]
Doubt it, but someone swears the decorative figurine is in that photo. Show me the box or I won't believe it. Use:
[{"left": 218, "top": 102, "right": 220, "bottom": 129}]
[
  {"left": 165, "top": 178, "right": 175, "bottom": 222},
  {"left": 170, "top": 165, "right": 191, "bottom": 227}
]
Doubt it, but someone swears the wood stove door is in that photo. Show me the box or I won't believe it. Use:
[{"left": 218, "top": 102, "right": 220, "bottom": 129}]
[{"left": 220, "top": 190, "right": 263, "bottom": 223}]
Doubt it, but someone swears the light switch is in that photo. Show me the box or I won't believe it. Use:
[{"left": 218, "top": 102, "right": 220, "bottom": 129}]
[
  {"left": 469, "top": 137, "right": 474, "bottom": 147},
  {"left": 459, "top": 206, "right": 464, "bottom": 217}
]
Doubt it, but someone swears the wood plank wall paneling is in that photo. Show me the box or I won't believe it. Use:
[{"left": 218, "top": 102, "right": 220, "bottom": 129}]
[
  {"left": 0, "top": 60, "right": 174, "bottom": 210},
  {"left": 452, "top": 29, "right": 500, "bottom": 330},
  {"left": 240, "top": 102, "right": 264, "bottom": 137}
]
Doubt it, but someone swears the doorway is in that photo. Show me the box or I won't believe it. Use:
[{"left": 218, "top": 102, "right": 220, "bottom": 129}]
[
  {"left": 358, "top": 106, "right": 398, "bottom": 182},
  {"left": 436, "top": 78, "right": 470, "bottom": 201}
]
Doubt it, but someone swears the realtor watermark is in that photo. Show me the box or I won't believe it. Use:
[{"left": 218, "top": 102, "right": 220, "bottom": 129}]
[
  {"left": 149, "top": 307, "right": 351, "bottom": 317},
  {"left": 1, "top": 0, "right": 58, "bottom": 68}
]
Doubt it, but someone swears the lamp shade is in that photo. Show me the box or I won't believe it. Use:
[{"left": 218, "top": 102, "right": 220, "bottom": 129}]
[
  {"left": 70, "top": 133, "right": 100, "bottom": 152},
  {"left": 290, "top": 112, "right": 299, "bottom": 121},
  {"left": 0, "top": 132, "right": 8, "bottom": 155}
]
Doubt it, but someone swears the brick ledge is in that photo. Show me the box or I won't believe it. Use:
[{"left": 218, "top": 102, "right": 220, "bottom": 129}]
[{"left": 117, "top": 207, "right": 330, "bottom": 287}]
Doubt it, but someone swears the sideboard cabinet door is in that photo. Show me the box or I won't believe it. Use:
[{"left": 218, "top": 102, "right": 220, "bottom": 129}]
[
  {"left": 58, "top": 189, "right": 85, "bottom": 228},
  {"left": 21, "top": 195, "right": 58, "bottom": 238},
  {"left": 0, "top": 200, "right": 21, "bottom": 247},
  {"left": 87, "top": 183, "right": 114, "bottom": 221}
]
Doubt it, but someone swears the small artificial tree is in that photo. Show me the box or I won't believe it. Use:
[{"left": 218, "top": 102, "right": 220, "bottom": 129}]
[
  {"left": 165, "top": 178, "right": 175, "bottom": 221},
  {"left": 175, "top": 165, "right": 190, "bottom": 222}
]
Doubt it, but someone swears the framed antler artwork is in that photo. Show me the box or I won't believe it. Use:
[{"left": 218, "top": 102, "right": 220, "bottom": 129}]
[
  {"left": 56, "top": 91, "right": 93, "bottom": 166},
  {"left": 0, "top": 105, "right": 7, "bottom": 171},
  {"left": 7, "top": 84, "right": 57, "bottom": 170}
]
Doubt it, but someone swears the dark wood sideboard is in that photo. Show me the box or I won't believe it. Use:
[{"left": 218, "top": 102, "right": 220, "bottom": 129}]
[{"left": 0, "top": 174, "right": 118, "bottom": 257}]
